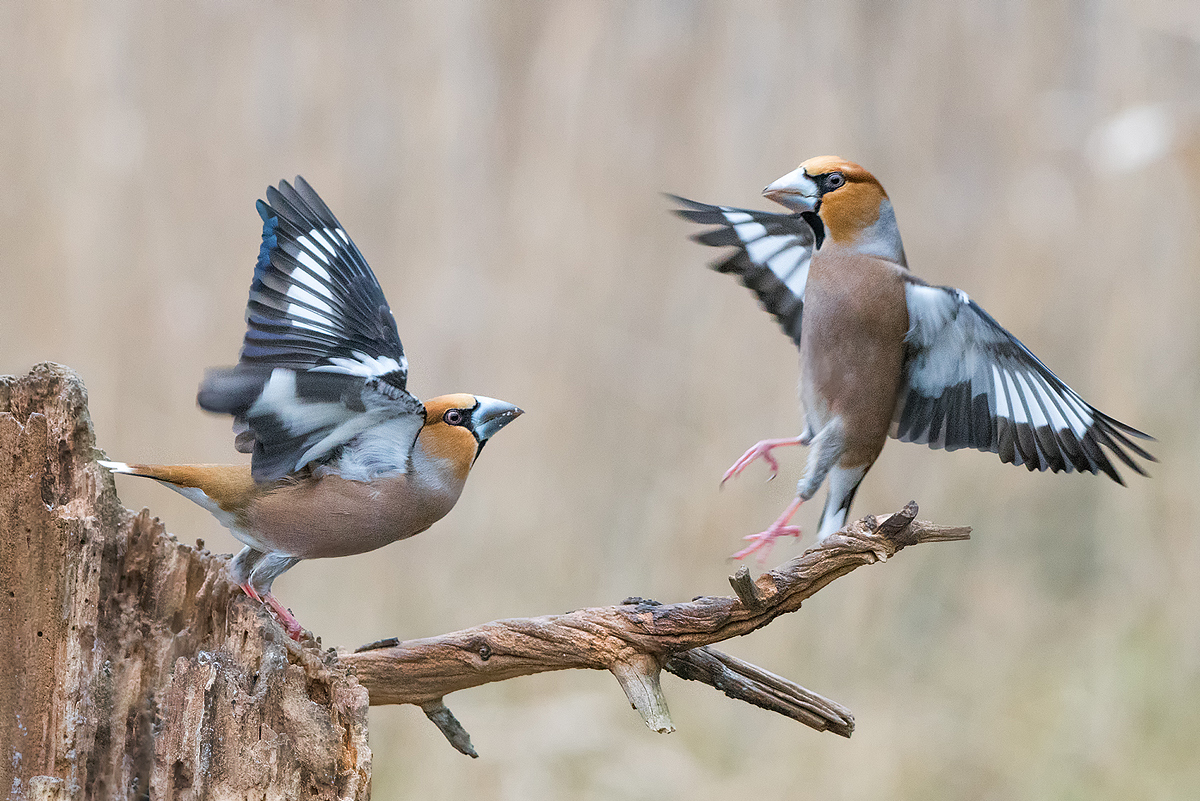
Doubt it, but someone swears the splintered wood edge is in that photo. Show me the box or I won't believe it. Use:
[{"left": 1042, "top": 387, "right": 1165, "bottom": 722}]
[{"left": 340, "top": 504, "right": 967, "bottom": 754}]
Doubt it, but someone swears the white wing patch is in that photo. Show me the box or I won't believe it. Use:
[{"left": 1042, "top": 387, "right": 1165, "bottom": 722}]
[
  {"left": 896, "top": 281, "right": 1152, "bottom": 482},
  {"left": 744, "top": 234, "right": 793, "bottom": 265},
  {"left": 309, "top": 352, "right": 405, "bottom": 378},
  {"left": 319, "top": 415, "right": 425, "bottom": 481},
  {"left": 904, "top": 284, "right": 978, "bottom": 394},
  {"left": 284, "top": 282, "right": 335, "bottom": 314},
  {"left": 296, "top": 228, "right": 346, "bottom": 262},
  {"left": 991, "top": 365, "right": 1010, "bottom": 420},
  {"left": 240, "top": 366, "right": 423, "bottom": 476},
  {"left": 674, "top": 193, "right": 817, "bottom": 348},
  {"left": 290, "top": 260, "right": 336, "bottom": 299},
  {"left": 251, "top": 370, "right": 350, "bottom": 436},
  {"left": 723, "top": 209, "right": 812, "bottom": 295}
]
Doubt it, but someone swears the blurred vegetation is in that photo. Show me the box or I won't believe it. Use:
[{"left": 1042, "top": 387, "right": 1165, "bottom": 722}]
[{"left": 2, "top": 1, "right": 1197, "bottom": 798}]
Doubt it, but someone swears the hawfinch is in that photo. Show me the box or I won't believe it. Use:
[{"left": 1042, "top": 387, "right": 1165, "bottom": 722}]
[
  {"left": 673, "top": 156, "right": 1153, "bottom": 560},
  {"left": 102, "top": 178, "right": 522, "bottom": 638}
]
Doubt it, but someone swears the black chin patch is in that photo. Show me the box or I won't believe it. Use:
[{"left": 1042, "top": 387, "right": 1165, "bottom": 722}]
[{"left": 802, "top": 210, "right": 825, "bottom": 248}]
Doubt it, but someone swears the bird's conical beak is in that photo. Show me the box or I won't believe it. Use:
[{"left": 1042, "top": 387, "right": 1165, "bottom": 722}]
[
  {"left": 763, "top": 166, "right": 820, "bottom": 212},
  {"left": 470, "top": 396, "right": 524, "bottom": 442}
]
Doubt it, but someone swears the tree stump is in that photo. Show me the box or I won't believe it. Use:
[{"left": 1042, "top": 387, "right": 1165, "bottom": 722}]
[{"left": 0, "top": 363, "right": 370, "bottom": 801}]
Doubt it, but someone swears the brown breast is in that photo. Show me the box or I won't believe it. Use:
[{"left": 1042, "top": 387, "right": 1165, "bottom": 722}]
[
  {"left": 245, "top": 471, "right": 465, "bottom": 559},
  {"left": 800, "top": 246, "right": 910, "bottom": 465}
]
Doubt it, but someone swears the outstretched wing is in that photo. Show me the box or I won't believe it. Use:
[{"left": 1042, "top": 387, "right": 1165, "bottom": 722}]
[
  {"left": 671, "top": 195, "right": 815, "bottom": 346},
  {"left": 241, "top": 176, "right": 408, "bottom": 379},
  {"left": 199, "top": 177, "right": 425, "bottom": 482},
  {"left": 893, "top": 281, "right": 1154, "bottom": 483}
]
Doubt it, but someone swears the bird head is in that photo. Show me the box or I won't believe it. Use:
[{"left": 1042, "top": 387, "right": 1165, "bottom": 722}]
[
  {"left": 763, "top": 156, "right": 905, "bottom": 264},
  {"left": 417, "top": 394, "right": 523, "bottom": 477}
]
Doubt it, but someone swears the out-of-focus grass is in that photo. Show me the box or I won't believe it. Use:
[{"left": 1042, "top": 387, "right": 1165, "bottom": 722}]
[{"left": 2, "top": 2, "right": 1197, "bottom": 797}]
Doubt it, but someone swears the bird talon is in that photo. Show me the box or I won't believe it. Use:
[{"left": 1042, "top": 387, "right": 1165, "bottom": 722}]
[
  {"left": 264, "top": 592, "right": 306, "bottom": 641},
  {"left": 721, "top": 437, "right": 803, "bottom": 486},
  {"left": 730, "top": 498, "right": 805, "bottom": 561}
]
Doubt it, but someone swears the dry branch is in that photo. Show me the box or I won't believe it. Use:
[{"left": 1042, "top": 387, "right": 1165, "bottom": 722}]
[{"left": 342, "top": 502, "right": 970, "bottom": 755}]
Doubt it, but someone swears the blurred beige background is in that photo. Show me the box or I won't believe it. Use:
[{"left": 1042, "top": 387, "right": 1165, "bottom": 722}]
[{"left": 3, "top": 1, "right": 1198, "bottom": 798}]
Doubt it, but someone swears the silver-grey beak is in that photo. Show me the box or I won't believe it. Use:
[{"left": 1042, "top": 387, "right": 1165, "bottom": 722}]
[
  {"left": 763, "top": 166, "right": 820, "bottom": 212},
  {"left": 470, "top": 396, "right": 524, "bottom": 442}
]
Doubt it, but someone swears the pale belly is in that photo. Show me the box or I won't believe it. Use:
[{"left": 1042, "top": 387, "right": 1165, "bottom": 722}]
[{"left": 244, "top": 473, "right": 463, "bottom": 559}]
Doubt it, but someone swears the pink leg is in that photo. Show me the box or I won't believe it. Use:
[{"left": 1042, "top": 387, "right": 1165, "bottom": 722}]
[
  {"left": 240, "top": 582, "right": 304, "bottom": 640},
  {"left": 731, "top": 497, "right": 804, "bottom": 562},
  {"left": 263, "top": 593, "right": 305, "bottom": 641},
  {"left": 721, "top": 436, "right": 807, "bottom": 486}
]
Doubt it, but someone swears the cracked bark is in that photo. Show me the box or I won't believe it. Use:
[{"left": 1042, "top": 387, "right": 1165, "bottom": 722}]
[{"left": 0, "top": 364, "right": 370, "bottom": 800}]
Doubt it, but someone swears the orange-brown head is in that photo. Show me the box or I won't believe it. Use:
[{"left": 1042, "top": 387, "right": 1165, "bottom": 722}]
[
  {"left": 763, "top": 156, "right": 905, "bottom": 265},
  {"left": 415, "top": 394, "right": 523, "bottom": 483}
]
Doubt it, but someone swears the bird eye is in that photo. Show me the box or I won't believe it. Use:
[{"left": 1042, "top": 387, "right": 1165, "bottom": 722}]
[
  {"left": 443, "top": 409, "right": 465, "bottom": 426},
  {"left": 826, "top": 172, "right": 845, "bottom": 189}
]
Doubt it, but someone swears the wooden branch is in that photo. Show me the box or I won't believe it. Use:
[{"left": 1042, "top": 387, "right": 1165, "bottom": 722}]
[
  {"left": 341, "top": 501, "right": 970, "bottom": 755},
  {"left": 664, "top": 647, "right": 852, "bottom": 737}
]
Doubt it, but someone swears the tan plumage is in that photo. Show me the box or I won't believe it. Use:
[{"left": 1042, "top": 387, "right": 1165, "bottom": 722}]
[
  {"left": 800, "top": 245, "right": 909, "bottom": 468},
  {"left": 674, "top": 156, "right": 1153, "bottom": 559},
  {"left": 103, "top": 179, "right": 522, "bottom": 638},
  {"left": 106, "top": 394, "right": 495, "bottom": 561}
]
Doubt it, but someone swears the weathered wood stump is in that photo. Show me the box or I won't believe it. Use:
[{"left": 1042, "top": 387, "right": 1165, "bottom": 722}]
[{"left": 0, "top": 363, "right": 370, "bottom": 801}]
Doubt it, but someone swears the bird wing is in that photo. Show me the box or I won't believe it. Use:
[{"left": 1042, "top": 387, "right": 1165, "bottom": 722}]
[
  {"left": 893, "top": 281, "right": 1154, "bottom": 483},
  {"left": 671, "top": 195, "right": 815, "bottom": 346},
  {"left": 199, "top": 177, "right": 425, "bottom": 483}
]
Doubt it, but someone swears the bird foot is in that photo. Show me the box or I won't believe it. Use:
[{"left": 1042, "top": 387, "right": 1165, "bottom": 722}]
[
  {"left": 731, "top": 497, "right": 805, "bottom": 563},
  {"left": 731, "top": 524, "right": 803, "bottom": 562},
  {"left": 721, "top": 437, "right": 806, "bottom": 486},
  {"left": 238, "top": 583, "right": 304, "bottom": 640},
  {"left": 262, "top": 593, "right": 306, "bottom": 641}
]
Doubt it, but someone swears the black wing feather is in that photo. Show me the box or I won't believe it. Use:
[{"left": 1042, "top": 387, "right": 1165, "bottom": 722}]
[
  {"left": 894, "top": 281, "right": 1153, "bottom": 483},
  {"left": 670, "top": 195, "right": 815, "bottom": 347},
  {"left": 199, "top": 178, "right": 424, "bottom": 482}
]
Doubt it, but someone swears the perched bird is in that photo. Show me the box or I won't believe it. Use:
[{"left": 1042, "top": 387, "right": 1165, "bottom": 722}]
[
  {"left": 673, "top": 156, "right": 1153, "bottom": 559},
  {"left": 102, "top": 177, "right": 522, "bottom": 638}
]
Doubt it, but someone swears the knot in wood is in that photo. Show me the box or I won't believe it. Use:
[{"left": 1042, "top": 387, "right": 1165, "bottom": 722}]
[{"left": 621, "top": 596, "right": 661, "bottom": 607}]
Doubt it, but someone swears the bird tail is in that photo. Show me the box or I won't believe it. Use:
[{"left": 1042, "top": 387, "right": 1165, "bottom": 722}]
[
  {"left": 815, "top": 499, "right": 851, "bottom": 542},
  {"left": 97, "top": 461, "right": 257, "bottom": 517},
  {"left": 99, "top": 460, "right": 215, "bottom": 487},
  {"left": 814, "top": 464, "right": 867, "bottom": 541}
]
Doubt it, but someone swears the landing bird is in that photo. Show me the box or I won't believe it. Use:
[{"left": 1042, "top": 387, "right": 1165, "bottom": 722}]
[
  {"left": 102, "top": 177, "right": 522, "bottom": 638},
  {"left": 672, "top": 156, "right": 1153, "bottom": 560}
]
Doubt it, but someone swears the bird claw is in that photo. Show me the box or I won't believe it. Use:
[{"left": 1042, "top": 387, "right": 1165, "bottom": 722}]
[
  {"left": 731, "top": 525, "right": 802, "bottom": 562},
  {"left": 264, "top": 592, "right": 306, "bottom": 641},
  {"left": 730, "top": 497, "right": 806, "bottom": 563},
  {"left": 239, "top": 583, "right": 304, "bottom": 640},
  {"left": 720, "top": 437, "right": 802, "bottom": 487}
]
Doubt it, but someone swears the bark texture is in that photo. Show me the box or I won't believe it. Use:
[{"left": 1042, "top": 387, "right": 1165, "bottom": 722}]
[{"left": 0, "top": 364, "right": 370, "bottom": 801}]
